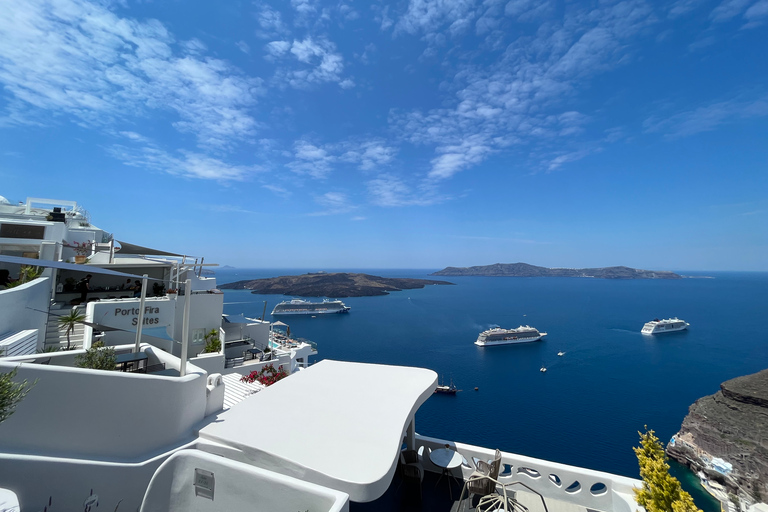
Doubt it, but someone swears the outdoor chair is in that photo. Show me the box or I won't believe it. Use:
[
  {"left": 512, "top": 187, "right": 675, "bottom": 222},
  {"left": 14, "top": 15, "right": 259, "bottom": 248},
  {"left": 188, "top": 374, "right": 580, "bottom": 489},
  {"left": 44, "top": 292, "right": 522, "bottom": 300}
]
[
  {"left": 466, "top": 449, "right": 502, "bottom": 499},
  {"left": 398, "top": 449, "right": 424, "bottom": 502}
]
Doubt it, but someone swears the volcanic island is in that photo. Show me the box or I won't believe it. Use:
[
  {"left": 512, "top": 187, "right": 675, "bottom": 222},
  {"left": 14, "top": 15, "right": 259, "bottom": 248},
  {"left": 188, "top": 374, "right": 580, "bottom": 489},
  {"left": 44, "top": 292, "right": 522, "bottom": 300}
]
[{"left": 219, "top": 272, "right": 454, "bottom": 298}]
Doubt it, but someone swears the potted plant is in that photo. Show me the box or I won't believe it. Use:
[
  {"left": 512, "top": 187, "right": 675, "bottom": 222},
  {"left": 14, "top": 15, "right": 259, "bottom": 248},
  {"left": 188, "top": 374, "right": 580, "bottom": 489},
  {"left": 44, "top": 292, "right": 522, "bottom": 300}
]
[
  {"left": 72, "top": 240, "right": 92, "bottom": 263},
  {"left": 201, "top": 329, "right": 221, "bottom": 354}
]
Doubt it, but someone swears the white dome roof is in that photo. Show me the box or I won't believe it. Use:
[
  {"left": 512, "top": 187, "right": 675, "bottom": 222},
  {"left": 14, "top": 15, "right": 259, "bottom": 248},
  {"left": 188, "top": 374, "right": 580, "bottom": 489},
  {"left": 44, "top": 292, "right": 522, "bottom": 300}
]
[{"left": 0, "top": 196, "right": 10, "bottom": 205}]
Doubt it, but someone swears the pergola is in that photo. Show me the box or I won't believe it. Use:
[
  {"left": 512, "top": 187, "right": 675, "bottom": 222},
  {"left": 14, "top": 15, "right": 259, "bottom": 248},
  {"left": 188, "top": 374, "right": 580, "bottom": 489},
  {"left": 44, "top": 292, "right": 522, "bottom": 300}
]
[{"left": 198, "top": 359, "right": 438, "bottom": 502}]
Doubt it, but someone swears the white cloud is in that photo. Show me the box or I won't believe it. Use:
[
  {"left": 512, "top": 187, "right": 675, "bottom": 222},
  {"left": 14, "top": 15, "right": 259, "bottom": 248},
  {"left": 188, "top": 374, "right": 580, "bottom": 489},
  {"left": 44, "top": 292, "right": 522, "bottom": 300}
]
[
  {"left": 265, "top": 40, "right": 291, "bottom": 58},
  {"left": 310, "top": 191, "right": 356, "bottom": 216},
  {"left": 366, "top": 174, "right": 445, "bottom": 207},
  {"left": 262, "top": 183, "right": 292, "bottom": 197},
  {"left": 287, "top": 138, "right": 397, "bottom": 177},
  {"left": 388, "top": 0, "right": 655, "bottom": 179},
  {"left": 236, "top": 41, "right": 251, "bottom": 54},
  {"left": 110, "top": 144, "right": 259, "bottom": 181},
  {"left": 340, "top": 140, "right": 397, "bottom": 171},
  {"left": 0, "top": 0, "right": 264, "bottom": 150},
  {"left": 644, "top": 95, "right": 768, "bottom": 138},
  {"left": 268, "top": 37, "right": 352, "bottom": 89},
  {"left": 287, "top": 140, "right": 335, "bottom": 178},
  {"left": 710, "top": 0, "right": 753, "bottom": 21},
  {"left": 744, "top": 0, "right": 768, "bottom": 25},
  {"left": 394, "top": 0, "right": 478, "bottom": 37},
  {"left": 254, "top": 5, "right": 288, "bottom": 38}
]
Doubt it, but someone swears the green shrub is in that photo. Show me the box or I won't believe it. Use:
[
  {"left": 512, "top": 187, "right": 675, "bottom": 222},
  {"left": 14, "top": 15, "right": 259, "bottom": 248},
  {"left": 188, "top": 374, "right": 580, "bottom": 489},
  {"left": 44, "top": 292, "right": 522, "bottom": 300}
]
[{"left": 75, "top": 341, "right": 117, "bottom": 371}]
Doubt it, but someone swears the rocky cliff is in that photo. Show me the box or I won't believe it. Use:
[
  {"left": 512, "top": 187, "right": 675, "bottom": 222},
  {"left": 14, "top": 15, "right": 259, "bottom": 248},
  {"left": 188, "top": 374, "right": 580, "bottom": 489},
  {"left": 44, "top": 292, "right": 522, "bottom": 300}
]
[
  {"left": 667, "top": 368, "right": 768, "bottom": 500},
  {"left": 431, "top": 262, "right": 681, "bottom": 279}
]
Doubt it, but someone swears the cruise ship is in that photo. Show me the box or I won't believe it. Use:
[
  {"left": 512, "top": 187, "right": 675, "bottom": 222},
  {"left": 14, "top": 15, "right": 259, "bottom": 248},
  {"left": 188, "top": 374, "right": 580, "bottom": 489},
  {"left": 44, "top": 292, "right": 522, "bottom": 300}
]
[
  {"left": 475, "top": 325, "right": 547, "bottom": 346},
  {"left": 641, "top": 317, "right": 689, "bottom": 335},
  {"left": 271, "top": 298, "right": 350, "bottom": 315}
]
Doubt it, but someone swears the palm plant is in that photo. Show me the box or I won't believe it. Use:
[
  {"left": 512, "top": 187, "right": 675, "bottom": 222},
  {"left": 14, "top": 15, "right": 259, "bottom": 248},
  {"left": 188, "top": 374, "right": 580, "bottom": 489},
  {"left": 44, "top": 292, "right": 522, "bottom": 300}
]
[{"left": 58, "top": 308, "right": 86, "bottom": 350}]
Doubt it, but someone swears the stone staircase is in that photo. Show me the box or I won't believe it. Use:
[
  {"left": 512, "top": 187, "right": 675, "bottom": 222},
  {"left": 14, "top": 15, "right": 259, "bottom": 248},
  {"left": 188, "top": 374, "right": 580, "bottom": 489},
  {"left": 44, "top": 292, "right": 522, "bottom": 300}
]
[{"left": 44, "top": 306, "right": 86, "bottom": 350}]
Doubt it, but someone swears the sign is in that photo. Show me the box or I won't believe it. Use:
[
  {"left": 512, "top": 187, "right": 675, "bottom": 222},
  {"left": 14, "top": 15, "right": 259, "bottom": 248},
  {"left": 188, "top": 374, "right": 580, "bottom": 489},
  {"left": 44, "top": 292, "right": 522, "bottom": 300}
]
[
  {"left": 0, "top": 223, "right": 45, "bottom": 239},
  {"left": 89, "top": 299, "right": 173, "bottom": 331},
  {"left": 194, "top": 468, "right": 215, "bottom": 500}
]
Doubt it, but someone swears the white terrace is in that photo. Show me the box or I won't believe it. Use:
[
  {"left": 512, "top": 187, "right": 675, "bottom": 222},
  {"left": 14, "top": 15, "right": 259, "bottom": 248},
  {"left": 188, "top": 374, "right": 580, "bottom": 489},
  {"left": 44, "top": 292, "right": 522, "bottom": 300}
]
[{"left": 0, "top": 352, "right": 642, "bottom": 512}]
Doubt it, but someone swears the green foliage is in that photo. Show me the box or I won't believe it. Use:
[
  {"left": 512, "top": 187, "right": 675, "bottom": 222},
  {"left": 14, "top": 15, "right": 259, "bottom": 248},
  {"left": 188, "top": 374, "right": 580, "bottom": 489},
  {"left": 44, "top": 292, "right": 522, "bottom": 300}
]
[
  {"left": 0, "top": 368, "right": 36, "bottom": 424},
  {"left": 75, "top": 341, "right": 116, "bottom": 371},
  {"left": 58, "top": 308, "right": 86, "bottom": 350},
  {"left": 202, "top": 329, "right": 221, "bottom": 354},
  {"left": 634, "top": 427, "right": 702, "bottom": 512},
  {"left": 5, "top": 265, "right": 43, "bottom": 288}
]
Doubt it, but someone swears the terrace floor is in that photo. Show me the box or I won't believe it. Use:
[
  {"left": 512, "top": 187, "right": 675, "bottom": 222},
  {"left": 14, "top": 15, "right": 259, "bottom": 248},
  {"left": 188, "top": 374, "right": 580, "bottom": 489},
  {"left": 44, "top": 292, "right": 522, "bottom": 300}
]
[{"left": 352, "top": 469, "right": 594, "bottom": 512}]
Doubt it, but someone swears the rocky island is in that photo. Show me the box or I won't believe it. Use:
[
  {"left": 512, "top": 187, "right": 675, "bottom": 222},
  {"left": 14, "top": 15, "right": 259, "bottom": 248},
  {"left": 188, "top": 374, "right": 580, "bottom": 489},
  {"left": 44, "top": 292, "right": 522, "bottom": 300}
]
[
  {"left": 219, "top": 272, "right": 454, "bottom": 297},
  {"left": 667, "top": 368, "right": 768, "bottom": 503},
  {"left": 431, "top": 262, "right": 681, "bottom": 279}
]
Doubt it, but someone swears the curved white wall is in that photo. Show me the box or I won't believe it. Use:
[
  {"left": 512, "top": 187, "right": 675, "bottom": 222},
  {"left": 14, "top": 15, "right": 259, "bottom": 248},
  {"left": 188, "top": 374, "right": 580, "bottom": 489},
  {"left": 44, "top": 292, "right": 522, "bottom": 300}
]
[
  {"left": 0, "top": 360, "right": 207, "bottom": 459},
  {"left": 0, "top": 277, "right": 50, "bottom": 344}
]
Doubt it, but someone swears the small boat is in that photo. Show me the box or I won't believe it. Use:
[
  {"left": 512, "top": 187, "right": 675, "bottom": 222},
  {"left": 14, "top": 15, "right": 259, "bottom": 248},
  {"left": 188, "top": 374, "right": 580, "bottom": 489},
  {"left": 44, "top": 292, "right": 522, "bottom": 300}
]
[
  {"left": 557, "top": 351, "right": 565, "bottom": 356},
  {"left": 540, "top": 367, "right": 547, "bottom": 373},
  {"left": 434, "top": 377, "right": 458, "bottom": 394}
]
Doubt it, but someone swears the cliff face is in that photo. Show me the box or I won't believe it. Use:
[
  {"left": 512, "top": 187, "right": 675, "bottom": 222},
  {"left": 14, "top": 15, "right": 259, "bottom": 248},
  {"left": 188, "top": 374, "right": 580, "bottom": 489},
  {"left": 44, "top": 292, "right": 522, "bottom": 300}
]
[
  {"left": 667, "top": 369, "right": 768, "bottom": 498},
  {"left": 431, "top": 263, "right": 681, "bottom": 279}
]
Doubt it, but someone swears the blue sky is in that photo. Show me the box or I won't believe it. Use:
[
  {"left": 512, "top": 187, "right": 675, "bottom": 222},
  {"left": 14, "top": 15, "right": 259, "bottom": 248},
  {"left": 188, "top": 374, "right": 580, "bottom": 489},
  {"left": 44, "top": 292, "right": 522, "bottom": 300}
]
[{"left": 1, "top": 0, "right": 766, "bottom": 270}]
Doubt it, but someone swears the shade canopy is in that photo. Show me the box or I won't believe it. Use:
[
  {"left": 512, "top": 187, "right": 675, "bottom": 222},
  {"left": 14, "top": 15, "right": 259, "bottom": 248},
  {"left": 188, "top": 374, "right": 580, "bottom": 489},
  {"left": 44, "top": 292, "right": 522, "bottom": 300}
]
[
  {"left": 116, "top": 240, "right": 185, "bottom": 257},
  {"left": 0, "top": 254, "right": 162, "bottom": 280},
  {"left": 198, "top": 360, "right": 437, "bottom": 502}
]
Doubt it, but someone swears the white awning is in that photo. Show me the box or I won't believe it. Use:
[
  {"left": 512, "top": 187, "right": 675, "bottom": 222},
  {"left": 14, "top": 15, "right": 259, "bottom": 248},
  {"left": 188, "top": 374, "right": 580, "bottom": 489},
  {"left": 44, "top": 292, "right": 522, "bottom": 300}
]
[{"left": 198, "top": 360, "right": 437, "bottom": 502}]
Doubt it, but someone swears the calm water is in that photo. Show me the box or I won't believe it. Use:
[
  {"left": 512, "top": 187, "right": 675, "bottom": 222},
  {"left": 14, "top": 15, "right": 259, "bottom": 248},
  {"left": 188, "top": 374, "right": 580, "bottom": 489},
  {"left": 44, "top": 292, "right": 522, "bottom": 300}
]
[{"left": 217, "top": 269, "right": 768, "bottom": 511}]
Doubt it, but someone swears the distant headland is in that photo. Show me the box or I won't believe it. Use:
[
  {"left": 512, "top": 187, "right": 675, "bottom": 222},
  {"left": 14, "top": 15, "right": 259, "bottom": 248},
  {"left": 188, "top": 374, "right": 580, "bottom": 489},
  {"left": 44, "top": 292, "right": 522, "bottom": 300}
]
[
  {"left": 431, "top": 262, "right": 681, "bottom": 279},
  {"left": 219, "top": 272, "right": 454, "bottom": 297}
]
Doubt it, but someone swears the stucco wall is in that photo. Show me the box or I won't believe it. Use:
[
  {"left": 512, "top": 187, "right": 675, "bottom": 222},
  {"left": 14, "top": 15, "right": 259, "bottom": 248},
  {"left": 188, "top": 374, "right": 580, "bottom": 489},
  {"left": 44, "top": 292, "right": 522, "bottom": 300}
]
[
  {"left": 0, "top": 359, "right": 207, "bottom": 460},
  {"left": 0, "top": 277, "right": 50, "bottom": 346},
  {"left": 171, "top": 292, "right": 224, "bottom": 358}
]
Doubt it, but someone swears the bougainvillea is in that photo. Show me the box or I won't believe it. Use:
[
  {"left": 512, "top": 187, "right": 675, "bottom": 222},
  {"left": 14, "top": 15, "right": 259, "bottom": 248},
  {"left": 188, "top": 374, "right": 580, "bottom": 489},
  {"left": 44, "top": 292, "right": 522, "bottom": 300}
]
[{"left": 240, "top": 363, "right": 288, "bottom": 386}]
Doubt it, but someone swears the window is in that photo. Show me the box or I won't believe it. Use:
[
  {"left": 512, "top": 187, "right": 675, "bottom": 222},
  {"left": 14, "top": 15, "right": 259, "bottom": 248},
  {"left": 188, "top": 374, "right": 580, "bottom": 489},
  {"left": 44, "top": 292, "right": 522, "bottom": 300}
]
[{"left": 192, "top": 328, "right": 206, "bottom": 344}]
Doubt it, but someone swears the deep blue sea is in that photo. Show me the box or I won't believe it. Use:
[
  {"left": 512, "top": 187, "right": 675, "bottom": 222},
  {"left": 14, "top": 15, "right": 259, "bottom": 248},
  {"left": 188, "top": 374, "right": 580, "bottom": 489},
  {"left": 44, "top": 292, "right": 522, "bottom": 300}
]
[{"left": 216, "top": 269, "right": 768, "bottom": 511}]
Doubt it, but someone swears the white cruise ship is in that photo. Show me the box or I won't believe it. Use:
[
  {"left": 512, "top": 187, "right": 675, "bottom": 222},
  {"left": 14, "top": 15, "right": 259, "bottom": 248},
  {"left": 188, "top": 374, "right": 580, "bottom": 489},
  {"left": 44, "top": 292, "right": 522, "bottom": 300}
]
[
  {"left": 271, "top": 298, "right": 350, "bottom": 315},
  {"left": 475, "top": 325, "right": 547, "bottom": 346},
  {"left": 641, "top": 317, "right": 689, "bottom": 335}
]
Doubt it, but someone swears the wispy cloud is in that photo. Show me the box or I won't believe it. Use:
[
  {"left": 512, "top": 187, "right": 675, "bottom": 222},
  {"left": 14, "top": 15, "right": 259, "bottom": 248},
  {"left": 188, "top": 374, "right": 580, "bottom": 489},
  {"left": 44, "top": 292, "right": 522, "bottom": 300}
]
[
  {"left": 309, "top": 191, "right": 357, "bottom": 215},
  {"left": 0, "top": 0, "right": 264, "bottom": 150},
  {"left": 109, "top": 144, "right": 259, "bottom": 181},
  {"left": 206, "top": 204, "right": 263, "bottom": 215},
  {"left": 710, "top": 0, "right": 753, "bottom": 21},
  {"left": 366, "top": 173, "right": 446, "bottom": 207},
  {"left": 644, "top": 95, "right": 768, "bottom": 137},
  {"left": 262, "top": 183, "right": 292, "bottom": 197},
  {"left": 387, "top": 0, "right": 656, "bottom": 179}
]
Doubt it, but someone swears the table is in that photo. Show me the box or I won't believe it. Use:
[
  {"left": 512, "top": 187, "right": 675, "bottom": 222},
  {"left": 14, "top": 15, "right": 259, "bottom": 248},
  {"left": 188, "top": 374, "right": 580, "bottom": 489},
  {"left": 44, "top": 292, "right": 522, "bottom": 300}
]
[
  {"left": 430, "top": 447, "right": 464, "bottom": 499},
  {"left": 115, "top": 352, "right": 148, "bottom": 373}
]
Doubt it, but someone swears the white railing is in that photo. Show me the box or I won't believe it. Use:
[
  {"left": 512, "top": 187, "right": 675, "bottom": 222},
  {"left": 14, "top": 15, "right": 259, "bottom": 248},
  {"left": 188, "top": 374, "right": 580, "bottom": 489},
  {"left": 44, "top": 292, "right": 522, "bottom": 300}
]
[{"left": 414, "top": 434, "right": 640, "bottom": 512}]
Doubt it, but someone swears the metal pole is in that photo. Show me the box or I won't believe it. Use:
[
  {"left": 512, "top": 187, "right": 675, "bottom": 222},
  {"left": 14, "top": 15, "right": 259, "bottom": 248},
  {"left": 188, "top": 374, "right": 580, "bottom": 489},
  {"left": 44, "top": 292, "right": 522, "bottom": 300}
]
[
  {"left": 180, "top": 278, "right": 192, "bottom": 377},
  {"left": 406, "top": 418, "right": 416, "bottom": 451},
  {"left": 134, "top": 274, "right": 148, "bottom": 353},
  {"left": 261, "top": 300, "right": 267, "bottom": 321}
]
